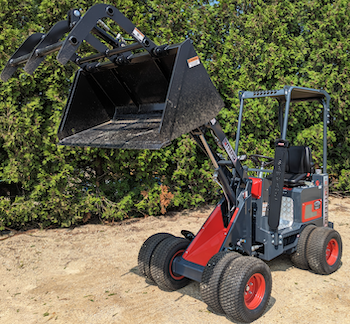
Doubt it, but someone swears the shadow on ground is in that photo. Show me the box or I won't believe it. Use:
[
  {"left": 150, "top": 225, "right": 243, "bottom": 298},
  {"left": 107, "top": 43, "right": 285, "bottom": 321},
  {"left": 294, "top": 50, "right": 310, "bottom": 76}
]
[{"left": 127, "top": 252, "right": 291, "bottom": 323}]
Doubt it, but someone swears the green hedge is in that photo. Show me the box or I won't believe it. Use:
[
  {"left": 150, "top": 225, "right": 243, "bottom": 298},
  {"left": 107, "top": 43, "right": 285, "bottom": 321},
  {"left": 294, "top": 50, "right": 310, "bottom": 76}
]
[{"left": 1, "top": 0, "right": 350, "bottom": 229}]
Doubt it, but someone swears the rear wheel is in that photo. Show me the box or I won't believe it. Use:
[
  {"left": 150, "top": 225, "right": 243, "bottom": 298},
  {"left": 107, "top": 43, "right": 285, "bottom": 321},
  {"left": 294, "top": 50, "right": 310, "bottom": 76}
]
[
  {"left": 290, "top": 225, "right": 316, "bottom": 269},
  {"left": 138, "top": 233, "right": 174, "bottom": 283},
  {"left": 200, "top": 251, "right": 241, "bottom": 314},
  {"left": 150, "top": 236, "right": 190, "bottom": 290},
  {"left": 306, "top": 227, "right": 342, "bottom": 274},
  {"left": 219, "top": 256, "right": 272, "bottom": 323}
]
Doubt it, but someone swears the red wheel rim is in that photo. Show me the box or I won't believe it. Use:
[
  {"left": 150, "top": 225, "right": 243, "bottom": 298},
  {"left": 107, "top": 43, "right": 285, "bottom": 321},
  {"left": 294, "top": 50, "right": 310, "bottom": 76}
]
[
  {"left": 326, "top": 238, "right": 339, "bottom": 266},
  {"left": 169, "top": 249, "right": 185, "bottom": 280},
  {"left": 244, "top": 273, "right": 266, "bottom": 310}
]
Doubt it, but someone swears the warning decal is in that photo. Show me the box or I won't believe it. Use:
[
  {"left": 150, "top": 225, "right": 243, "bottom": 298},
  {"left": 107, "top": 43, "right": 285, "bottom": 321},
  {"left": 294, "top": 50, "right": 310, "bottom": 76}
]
[
  {"left": 132, "top": 28, "right": 145, "bottom": 43},
  {"left": 222, "top": 137, "right": 237, "bottom": 163},
  {"left": 187, "top": 56, "right": 200, "bottom": 68}
]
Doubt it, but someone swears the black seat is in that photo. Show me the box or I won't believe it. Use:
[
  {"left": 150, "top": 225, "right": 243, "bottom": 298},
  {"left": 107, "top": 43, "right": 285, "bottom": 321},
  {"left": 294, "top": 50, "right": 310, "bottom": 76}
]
[{"left": 284, "top": 146, "right": 314, "bottom": 186}]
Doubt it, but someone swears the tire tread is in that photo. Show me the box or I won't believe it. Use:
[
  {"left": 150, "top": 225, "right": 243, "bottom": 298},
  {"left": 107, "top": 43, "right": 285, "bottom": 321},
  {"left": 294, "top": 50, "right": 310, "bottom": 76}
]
[
  {"left": 138, "top": 233, "right": 173, "bottom": 283},
  {"left": 290, "top": 225, "right": 316, "bottom": 269},
  {"left": 200, "top": 251, "right": 241, "bottom": 314},
  {"left": 219, "top": 256, "right": 272, "bottom": 323},
  {"left": 306, "top": 227, "right": 342, "bottom": 274},
  {"left": 150, "top": 236, "right": 190, "bottom": 290}
]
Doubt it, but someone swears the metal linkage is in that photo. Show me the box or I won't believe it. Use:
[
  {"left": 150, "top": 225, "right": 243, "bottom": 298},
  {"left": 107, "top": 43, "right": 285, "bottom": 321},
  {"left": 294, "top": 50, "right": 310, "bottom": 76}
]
[
  {"left": 207, "top": 118, "right": 246, "bottom": 180},
  {"left": 1, "top": 3, "right": 169, "bottom": 82},
  {"left": 10, "top": 41, "right": 63, "bottom": 67},
  {"left": 75, "top": 42, "right": 143, "bottom": 65},
  {"left": 190, "top": 126, "right": 238, "bottom": 212}
]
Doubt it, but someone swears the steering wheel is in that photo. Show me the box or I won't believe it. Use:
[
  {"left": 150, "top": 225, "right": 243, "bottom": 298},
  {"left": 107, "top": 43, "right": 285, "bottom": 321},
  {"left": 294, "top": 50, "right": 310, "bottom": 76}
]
[{"left": 249, "top": 154, "right": 274, "bottom": 168}]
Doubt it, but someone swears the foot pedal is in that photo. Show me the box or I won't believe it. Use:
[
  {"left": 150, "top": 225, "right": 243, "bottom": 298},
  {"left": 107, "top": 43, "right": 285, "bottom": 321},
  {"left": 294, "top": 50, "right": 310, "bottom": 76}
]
[{"left": 181, "top": 230, "right": 195, "bottom": 241}]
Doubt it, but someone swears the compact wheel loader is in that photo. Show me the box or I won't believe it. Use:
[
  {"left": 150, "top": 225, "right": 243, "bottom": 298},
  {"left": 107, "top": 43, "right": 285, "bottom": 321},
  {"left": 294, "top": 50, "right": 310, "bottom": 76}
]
[{"left": 2, "top": 4, "right": 342, "bottom": 323}]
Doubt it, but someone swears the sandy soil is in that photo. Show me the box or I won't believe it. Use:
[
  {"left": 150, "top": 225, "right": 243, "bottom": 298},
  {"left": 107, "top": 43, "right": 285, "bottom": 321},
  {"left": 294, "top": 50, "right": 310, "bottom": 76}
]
[{"left": 0, "top": 197, "right": 349, "bottom": 324}]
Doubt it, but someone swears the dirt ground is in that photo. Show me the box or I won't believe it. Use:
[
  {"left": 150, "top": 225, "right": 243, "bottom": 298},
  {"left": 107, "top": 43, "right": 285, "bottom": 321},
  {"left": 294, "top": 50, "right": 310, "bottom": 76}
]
[{"left": 0, "top": 197, "right": 349, "bottom": 324}]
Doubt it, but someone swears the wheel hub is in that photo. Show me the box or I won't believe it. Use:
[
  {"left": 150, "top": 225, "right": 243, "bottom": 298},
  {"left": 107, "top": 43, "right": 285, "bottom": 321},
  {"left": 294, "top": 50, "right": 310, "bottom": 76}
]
[
  {"left": 244, "top": 273, "right": 266, "bottom": 310},
  {"left": 169, "top": 249, "right": 185, "bottom": 280},
  {"left": 326, "top": 238, "right": 339, "bottom": 266}
]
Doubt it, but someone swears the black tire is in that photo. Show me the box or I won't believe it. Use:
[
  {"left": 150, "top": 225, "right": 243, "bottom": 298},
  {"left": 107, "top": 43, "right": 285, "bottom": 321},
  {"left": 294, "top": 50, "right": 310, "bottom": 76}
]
[
  {"left": 306, "top": 227, "right": 342, "bottom": 275},
  {"left": 138, "top": 233, "right": 174, "bottom": 283},
  {"left": 290, "top": 225, "right": 317, "bottom": 269},
  {"left": 200, "top": 251, "right": 241, "bottom": 314},
  {"left": 150, "top": 236, "right": 190, "bottom": 290},
  {"left": 219, "top": 256, "right": 272, "bottom": 323}
]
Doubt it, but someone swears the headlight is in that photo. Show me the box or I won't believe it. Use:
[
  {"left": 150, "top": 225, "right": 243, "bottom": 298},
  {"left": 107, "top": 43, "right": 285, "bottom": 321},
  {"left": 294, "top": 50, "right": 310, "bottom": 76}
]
[{"left": 278, "top": 197, "right": 294, "bottom": 230}]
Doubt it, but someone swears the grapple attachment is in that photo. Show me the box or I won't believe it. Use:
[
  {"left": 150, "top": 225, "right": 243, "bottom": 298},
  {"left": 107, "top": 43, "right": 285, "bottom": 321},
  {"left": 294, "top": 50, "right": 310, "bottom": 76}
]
[{"left": 1, "top": 4, "right": 223, "bottom": 150}]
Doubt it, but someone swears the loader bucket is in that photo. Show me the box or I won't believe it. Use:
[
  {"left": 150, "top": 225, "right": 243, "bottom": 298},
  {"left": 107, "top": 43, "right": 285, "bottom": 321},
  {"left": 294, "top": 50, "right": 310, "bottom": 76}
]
[{"left": 57, "top": 39, "right": 224, "bottom": 149}]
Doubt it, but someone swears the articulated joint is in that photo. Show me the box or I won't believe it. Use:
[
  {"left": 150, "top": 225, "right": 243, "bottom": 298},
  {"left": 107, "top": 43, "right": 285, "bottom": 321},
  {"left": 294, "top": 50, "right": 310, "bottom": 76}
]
[{"left": 153, "top": 44, "right": 169, "bottom": 57}]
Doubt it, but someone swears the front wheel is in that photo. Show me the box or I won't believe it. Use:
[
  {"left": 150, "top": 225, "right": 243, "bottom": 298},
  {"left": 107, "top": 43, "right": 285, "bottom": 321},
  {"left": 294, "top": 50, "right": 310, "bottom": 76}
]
[
  {"left": 219, "top": 256, "right": 272, "bottom": 323},
  {"left": 150, "top": 236, "right": 190, "bottom": 291},
  {"left": 200, "top": 251, "right": 241, "bottom": 314},
  {"left": 138, "top": 232, "right": 174, "bottom": 283}
]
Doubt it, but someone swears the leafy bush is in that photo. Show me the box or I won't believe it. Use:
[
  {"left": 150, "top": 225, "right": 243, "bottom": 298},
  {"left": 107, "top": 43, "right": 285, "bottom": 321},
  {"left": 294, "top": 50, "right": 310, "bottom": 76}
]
[{"left": 1, "top": 0, "right": 350, "bottom": 229}]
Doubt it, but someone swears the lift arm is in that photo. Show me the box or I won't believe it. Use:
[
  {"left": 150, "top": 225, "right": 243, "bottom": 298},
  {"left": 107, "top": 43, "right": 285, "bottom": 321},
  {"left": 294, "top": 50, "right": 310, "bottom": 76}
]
[
  {"left": 190, "top": 118, "right": 248, "bottom": 213},
  {"left": 207, "top": 118, "right": 246, "bottom": 180}
]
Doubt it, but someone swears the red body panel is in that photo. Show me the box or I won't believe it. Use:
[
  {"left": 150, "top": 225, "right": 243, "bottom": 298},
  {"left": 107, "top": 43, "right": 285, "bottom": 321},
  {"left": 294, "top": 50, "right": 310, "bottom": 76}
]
[
  {"left": 183, "top": 205, "right": 239, "bottom": 267},
  {"left": 249, "top": 177, "right": 262, "bottom": 199},
  {"left": 302, "top": 199, "right": 322, "bottom": 222}
]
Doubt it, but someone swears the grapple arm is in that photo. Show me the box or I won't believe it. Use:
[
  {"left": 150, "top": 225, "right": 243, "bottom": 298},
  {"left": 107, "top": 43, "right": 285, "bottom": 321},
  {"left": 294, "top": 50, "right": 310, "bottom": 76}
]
[
  {"left": 57, "top": 4, "right": 158, "bottom": 65},
  {"left": 1, "top": 33, "right": 45, "bottom": 82},
  {"left": 1, "top": 9, "right": 83, "bottom": 82},
  {"left": 24, "top": 19, "right": 73, "bottom": 75},
  {"left": 1, "top": 4, "right": 160, "bottom": 82}
]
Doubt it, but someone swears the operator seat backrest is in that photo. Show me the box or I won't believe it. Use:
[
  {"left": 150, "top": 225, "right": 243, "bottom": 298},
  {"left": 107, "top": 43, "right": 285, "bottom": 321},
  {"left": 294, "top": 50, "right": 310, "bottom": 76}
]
[
  {"left": 284, "top": 146, "right": 314, "bottom": 186},
  {"left": 286, "top": 146, "right": 313, "bottom": 174}
]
